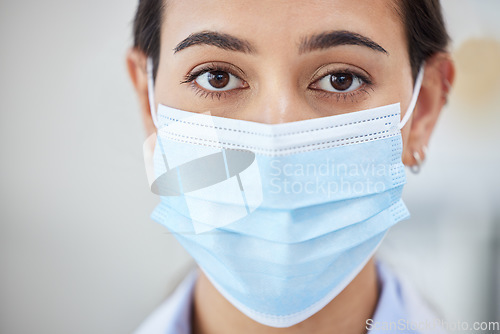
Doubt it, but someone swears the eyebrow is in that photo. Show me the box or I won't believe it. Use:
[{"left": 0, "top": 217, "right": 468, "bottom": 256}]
[
  {"left": 299, "top": 30, "right": 389, "bottom": 55},
  {"left": 174, "top": 31, "right": 256, "bottom": 54},
  {"left": 173, "top": 30, "right": 388, "bottom": 56}
]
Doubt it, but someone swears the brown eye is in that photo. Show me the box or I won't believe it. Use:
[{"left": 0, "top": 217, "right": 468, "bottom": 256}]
[
  {"left": 330, "top": 73, "right": 353, "bottom": 91},
  {"left": 207, "top": 71, "right": 230, "bottom": 89},
  {"left": 313, "top": 72, "right": 363, "bottom": 93},
  {"left": 195, "top": 70, "right": 246, "bottom": 91}
]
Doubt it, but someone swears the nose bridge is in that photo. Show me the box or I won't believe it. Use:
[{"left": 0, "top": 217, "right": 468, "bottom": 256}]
[
  {"left": 242, "top": 64, "right": 313, "bottom": 124},
  {"left": 261, "top": 81, "right": 296, "bottom": 124}
]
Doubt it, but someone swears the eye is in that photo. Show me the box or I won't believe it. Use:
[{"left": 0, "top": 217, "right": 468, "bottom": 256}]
[
  {"left": 313, "top": 72, "right": 364, "bottom": 93},
  {"left": 195, "top": 70, "right": 247, "bottom": 91}
]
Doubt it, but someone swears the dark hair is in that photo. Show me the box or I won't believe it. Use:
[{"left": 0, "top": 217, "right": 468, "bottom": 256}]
[
  {"left": 393, "top": 0, "right": 450, "bottom": 80},
  {"left": 132, "top": 0, "right": 165, "bottom": 80},
  {"left": 133, "top": 0, "right": 450, "bottom": 81}
]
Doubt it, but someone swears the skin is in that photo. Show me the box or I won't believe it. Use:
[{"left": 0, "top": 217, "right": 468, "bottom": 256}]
[{"left": 127, "top": 1, "right": 455, "bottom": 333}]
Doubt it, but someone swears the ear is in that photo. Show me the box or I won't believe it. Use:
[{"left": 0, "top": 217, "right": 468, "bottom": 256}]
[
  {"left": 126, "top": 48, "right": 156, "bottom": 136},
  {"left": 402, "top": 52, "right": 455, "bottom": 167}
]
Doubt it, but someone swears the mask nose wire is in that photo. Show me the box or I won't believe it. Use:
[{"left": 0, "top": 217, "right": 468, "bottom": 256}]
[
  {"left": 399, "top": 65, "right": 425, "bottom": 130},
  {"left": 147, "top": 57, "right": 159, "bottom": 128}
]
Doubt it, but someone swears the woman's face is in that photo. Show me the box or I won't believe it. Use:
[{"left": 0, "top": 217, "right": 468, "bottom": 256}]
[
  {"left": 155, "top": 0, "right": 413, "bottom": 116},
  {"left": 152, "top": 0, "right": 416, "bottom": 143}
]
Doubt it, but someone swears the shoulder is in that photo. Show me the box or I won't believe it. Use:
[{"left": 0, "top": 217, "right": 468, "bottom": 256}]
[
  {"left": 369, "top": 260, "right": 447, "bottom": 334},
  {"left": 133, "top": 269, "right": 198, "bottom": 334}
]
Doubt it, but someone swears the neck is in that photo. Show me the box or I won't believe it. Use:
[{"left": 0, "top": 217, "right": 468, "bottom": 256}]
[{"left": 192, "top": 258, "right": 379, "bottom": 334}]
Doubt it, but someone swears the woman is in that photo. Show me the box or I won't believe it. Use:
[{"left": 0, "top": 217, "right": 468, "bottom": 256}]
[{"left": 127, "top": 0, "right": 455, "bottom": 333}]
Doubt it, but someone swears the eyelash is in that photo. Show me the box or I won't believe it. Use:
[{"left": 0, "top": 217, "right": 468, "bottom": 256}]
[
  {"left": 310, "top": 68, "right": 374, "bottom": 102},
  {"left": 312, "top": 86, "right": 373, "bottom": 103},
  {"left": 180, "top": 63, "right": 244, "bottom": 100},
  {"left": 181, "top": 64, "right": 373, "bottom": 101}
]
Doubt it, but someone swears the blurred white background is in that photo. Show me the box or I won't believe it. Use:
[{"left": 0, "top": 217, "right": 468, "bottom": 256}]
[{"left": 0, "top": 1, "right": 498, "bottom": 333}]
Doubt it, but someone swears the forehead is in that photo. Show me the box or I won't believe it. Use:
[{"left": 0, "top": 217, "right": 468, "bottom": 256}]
[{"left": 161, "top": 0, "right": 405, "bottom": 56}]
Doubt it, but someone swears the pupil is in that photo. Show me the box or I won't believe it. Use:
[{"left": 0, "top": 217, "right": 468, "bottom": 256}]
[
  {"left": 330, "top": 73, "right": 353, "bottom": 91},
  {"left": 208, "top": 71, "right": 230, "bottom": 89}
]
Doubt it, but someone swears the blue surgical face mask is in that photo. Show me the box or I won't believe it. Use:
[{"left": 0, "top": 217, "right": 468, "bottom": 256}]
[{"left": 144, "top": 58, "right": 424, "bottom": 328}]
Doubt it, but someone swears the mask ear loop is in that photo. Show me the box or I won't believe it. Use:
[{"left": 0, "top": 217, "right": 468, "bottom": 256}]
[
  {"left": 146, "top": 57, "right": 171, "bottom": 182},
  {"left": 399, "top": 65, "right": 425, "bottom": 130},
  {"left": 147, "top": 57, "right": 159, "bottom": 128}
]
